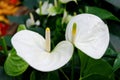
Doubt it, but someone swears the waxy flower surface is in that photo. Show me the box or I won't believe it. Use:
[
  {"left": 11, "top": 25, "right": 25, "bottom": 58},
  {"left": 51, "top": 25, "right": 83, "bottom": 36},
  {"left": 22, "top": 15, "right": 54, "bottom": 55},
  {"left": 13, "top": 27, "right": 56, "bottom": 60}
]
[
  {"left": 65, "top": 14, "right": 109, "bottom": 59},
  {"left": 11, "top": 28, "right": 73, "bottom": 72}
]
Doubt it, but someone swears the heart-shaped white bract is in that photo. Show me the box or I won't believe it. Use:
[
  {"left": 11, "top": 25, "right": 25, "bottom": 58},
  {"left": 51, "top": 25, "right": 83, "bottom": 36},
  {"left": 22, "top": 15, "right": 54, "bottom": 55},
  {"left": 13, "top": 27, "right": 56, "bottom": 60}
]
[
  {"left": 65, "top": 14, "right": 109, "bottom": 59},
  {"left": 11, "top": 30, "right": 73, "bottom": 72}
]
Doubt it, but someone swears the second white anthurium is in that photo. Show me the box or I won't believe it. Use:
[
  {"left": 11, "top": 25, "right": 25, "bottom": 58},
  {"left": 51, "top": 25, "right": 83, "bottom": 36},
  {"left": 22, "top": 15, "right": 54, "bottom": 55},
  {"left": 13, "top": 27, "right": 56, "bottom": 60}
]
[
  {"left": 36, "top": 1, "right": 53, "bottom": 15},
  {"left": 11, "top": 28, "right": 74, "bottom": 72},
  {"left": 26, "top": 13, "right": 40, "bottom": 27},
  {"left": 65, "top": 14, "right": 109, "bottom": 59}
]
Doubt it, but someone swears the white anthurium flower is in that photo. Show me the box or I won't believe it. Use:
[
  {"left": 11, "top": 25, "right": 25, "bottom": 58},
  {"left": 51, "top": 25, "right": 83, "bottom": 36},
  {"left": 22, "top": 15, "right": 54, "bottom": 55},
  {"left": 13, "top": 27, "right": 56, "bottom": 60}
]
[
  {"left": 26, "top": 13, "right": 40, "bottom": 27},
  {"left": 65, "top": 14, "right": 109, "bottom": 59},
  {"left": 59, "top": 0, "right": 77, "bottom": 3},
  {"left": 11, "top": 28, "right": 74, "bottom": 72},
  {"left": 47, "top": 0, "right": 62, "bottom": 16},
  {"left": 36, "top": 1, "right": 53, "bottom": 15},
  {"left": 47, "top": 4, "right": 57, "bottom": 16}
]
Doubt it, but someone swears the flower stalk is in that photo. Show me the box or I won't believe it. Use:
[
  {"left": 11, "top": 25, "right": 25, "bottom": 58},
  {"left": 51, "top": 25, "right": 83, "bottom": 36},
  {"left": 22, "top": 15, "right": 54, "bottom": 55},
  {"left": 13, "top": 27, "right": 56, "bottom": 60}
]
[{"left": 0, "top": 37, "right": 8, "bottom": 55}]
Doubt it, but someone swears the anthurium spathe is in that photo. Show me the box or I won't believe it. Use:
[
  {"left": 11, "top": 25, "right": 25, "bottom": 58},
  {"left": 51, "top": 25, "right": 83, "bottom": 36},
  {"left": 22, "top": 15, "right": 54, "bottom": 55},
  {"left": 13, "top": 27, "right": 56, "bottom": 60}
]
[
  {"left": 11, "top": 28, "right": 73, "bottom": 72},
  {"left": 36, "top": 1, "right": 53, "bottom": 15},
  {"left": 26, "top": 13, "right": 40, "bottom": 27},
  {"left": 65, "top": 14, "right": 109, "bottom": 59}
]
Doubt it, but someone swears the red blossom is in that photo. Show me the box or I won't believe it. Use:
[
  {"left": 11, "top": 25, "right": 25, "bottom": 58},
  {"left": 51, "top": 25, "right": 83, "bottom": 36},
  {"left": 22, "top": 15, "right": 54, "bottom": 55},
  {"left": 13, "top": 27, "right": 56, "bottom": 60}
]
[
  {"left": 9, "top": 0, "right": 18, "bottom": 5},
  {"left": 0, "top": 23, "right": 9, "bottom": 36},
  {"left": 0, "top": 46, "right": 3, "bottom": 50}
]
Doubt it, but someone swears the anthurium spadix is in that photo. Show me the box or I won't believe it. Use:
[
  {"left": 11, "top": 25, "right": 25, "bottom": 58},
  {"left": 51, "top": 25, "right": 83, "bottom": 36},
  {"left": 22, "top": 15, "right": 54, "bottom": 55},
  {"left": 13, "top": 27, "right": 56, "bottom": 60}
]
[
  {"left": 65, "top": 14, "right": 109, "bottom": 59},
  {"left": 11, "top": 28, "right": 74, "bottom": 72}
]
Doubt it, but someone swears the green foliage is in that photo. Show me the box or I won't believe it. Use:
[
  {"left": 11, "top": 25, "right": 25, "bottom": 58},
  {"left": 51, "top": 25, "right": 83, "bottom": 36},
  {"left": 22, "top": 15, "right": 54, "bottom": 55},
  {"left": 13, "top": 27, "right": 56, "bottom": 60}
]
[
  {"left": 17, "top": 24, "right": 27, "bottom": 32},
  {"left": 30, "top": 71, "right": 60, "bottom": 80},
  {"left": 8, "top": 15, "right": 29, "bottom": 24},
  {"left": 22, "top": 0, "right": 38, "bottom": 9},
  {"left": 113, "top": 53, "right": 120, "bottom": 71},
  {"left": 85, "top": 6, "right": 120, "bottom": 22},
  {"left": 4, "top": 49, "right": 28, "bottom": 76},
  {"left": 82, "top": 74, "right": 112, "bottom": 80},
  {"left": 78, "top": 50, "right": 114, "bottom": 80}
]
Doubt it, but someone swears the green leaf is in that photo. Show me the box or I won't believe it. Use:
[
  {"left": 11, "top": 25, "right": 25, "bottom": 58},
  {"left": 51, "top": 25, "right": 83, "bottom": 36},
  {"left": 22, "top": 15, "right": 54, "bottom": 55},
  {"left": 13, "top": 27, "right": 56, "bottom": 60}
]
[
  {"left": 78, "top": 50, "right": 89, "bottom": 76},
  {"left": 78, "top": 50, "right": 114, "bottom": 79},
  {"left": 28, "top": 27, "right": 45, "bottom": 36},
  {"left": 104, "top": 47, "right": 117, "bottom": 57},
  {"left": 84, "top": 58, "right": 113, "bottom": 76},
  {"left": 113, "top": 53, "right": 120, "bottom": 71},
  {"left": 82, "top": 74, "right": 113, "bottom": 80},
  {"left": 23, "top": 0, "right": 38, "bottom": 9},
  {"left": 4, "top": 49, "right": 28, "bottom": 76},
  {"left": 30, "top": 71, "right": 60, "bottom": 80},
  {"left": 85, "top": 6, "right": 120, "bottom": 22},
  {"left": 0, "top": 36, "right": 12, "bottom": 47},
  {"left": 30, "top": 71, "right": 36, "bottom": 80},
  {"left": 17, "top": 24, "right": 26, "bottom": 32},
  {"left": 47, "top": 71, "right": 60, "bottom": 80},
  {"left": 8, "top": 15, "right": 29, "bottom": 24}
]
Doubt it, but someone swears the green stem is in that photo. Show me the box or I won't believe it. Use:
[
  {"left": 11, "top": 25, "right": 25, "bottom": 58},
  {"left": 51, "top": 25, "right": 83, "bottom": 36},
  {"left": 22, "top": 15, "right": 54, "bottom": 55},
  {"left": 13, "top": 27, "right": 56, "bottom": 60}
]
[
  {"left": 39, "top": 1, "right": 42, "bottom": 15},
  {"left": 0, "top": 37, "right": 8, "bottom": 55},
  {"left": 79, "top": 77, "right": 82, "bottom": 80},
  {"left": 60, "top": 69, "right": 70, "bottom": 80},
  {"left": 71, "top": 54, "right": 74, "bottom": 80}
]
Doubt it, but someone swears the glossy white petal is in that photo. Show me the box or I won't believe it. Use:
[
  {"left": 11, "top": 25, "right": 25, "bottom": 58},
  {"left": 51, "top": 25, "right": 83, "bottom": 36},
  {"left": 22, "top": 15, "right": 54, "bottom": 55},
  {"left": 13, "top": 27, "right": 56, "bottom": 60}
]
[
  {"left": 26, "top": 19, "right": 34, "bottom": 27},
  {"left": 36, "top": 1, "right": 54, "bottom": 15},
  {"left": 11, "top": 30, "right": 73, "bottom": 71},
  {"left": 41, "top": 1, "right": 49, "bottom": 14},
  {"left": 35, "top": 20, "right": 40, "bottom": 26},
  {"left": 65, "top": 14, "right": 109, "bottom": 59}
]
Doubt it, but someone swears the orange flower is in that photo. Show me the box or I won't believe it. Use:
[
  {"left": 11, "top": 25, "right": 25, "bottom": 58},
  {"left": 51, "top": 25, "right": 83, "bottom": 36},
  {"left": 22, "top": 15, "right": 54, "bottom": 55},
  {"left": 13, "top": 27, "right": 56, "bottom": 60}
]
[{"left": 0, "top": 0, "right": 20, "bottom": 24}]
